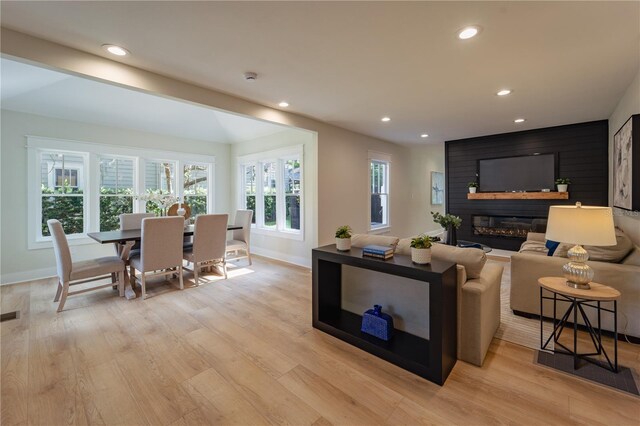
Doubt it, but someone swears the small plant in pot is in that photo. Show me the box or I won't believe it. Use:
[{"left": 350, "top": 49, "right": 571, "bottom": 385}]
[
  {"left": 431, "top": 211, "right": 462, "bottom": 246},
  {"left": 335, "top": 225, "right": 353, "bottom": 251},
  {"left": 555, "top": 178, "right": 571, "bottom": 193},
  {"left": 410, "top": 234, "right": 434, "bottom": 264},
  {"left": 468, "top": 182, "right": 479, "bottom": 194}
]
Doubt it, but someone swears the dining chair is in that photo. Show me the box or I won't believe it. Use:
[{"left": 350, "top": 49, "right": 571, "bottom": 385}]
[
  {"left": 47, "top": 219, "right": 125, "bottom": 312},
  {"left": 118, "top": 213, "right": 155, "bottom": 258},
  {"left": 226, "top": 209, "right": 253, "bottom": 265},
  {"left": 183, "top": 214, "right": 228, "bottom": 284},
  {"left": 129, "top": 216, "right": 184, "bottom": 299}
]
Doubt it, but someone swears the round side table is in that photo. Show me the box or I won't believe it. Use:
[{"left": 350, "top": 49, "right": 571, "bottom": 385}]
[{"left": 538, "top": 276, "right": 621, "bottom": 372}]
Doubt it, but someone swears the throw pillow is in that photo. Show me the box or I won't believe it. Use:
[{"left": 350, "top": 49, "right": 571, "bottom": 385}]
[{"left": 545, "top": 240, "right": 560, "bottom": 256}]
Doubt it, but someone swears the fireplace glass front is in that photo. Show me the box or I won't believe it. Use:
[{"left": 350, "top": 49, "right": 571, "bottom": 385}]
[{"left": 472, "top": 215, "right": 547, "bottom": 239}]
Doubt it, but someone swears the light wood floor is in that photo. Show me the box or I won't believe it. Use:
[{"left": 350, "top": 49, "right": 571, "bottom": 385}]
[{"left": 2, "top": 256, "right": 639, "bottom": 426}]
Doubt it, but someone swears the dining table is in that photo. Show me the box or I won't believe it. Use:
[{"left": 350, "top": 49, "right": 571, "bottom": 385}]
[{"left": 88, "top": 224, "right": 242, "bottom": 299}]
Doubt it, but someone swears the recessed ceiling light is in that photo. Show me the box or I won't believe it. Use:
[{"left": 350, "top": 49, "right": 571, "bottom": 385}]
[
  {"left": 457, "top": 26, "right": 481, "bottom": 40},
  {"left": 381, "top": 117, "right": 391, "bottom": 122},
  {"left": 278, "top": 101, "right": 289, "bottom": 108},
  {"left": 497, "top": 89, "right": 512, "bottom": 96},
  {"left": 420, "top": 134, "right": 429, "bottom": 138},
  {"left": 102, "top": 44, "right": 129, "bottom": 56},
  {"left": 514, "top": 118, "right": 526, "bottom": 123}
]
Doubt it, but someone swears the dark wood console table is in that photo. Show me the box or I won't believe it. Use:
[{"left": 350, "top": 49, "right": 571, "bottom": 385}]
[{"left": 312, "top": 245, "right": 458, "bottom": 385}]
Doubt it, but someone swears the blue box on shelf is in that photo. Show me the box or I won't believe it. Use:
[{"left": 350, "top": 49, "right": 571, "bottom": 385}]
[{"left": 361, "top": 305, "right": 394, "bottom": 341}]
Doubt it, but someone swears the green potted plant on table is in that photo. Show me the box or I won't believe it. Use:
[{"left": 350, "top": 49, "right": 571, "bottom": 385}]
[
  {"left": 555, "top": 178, "right": 571, "bottom": 193},
  {"left": 335, "top": 225, "right": 353, "bottom": 251},
  {"left": 431, "top": 211, "right": 462, "bottom": 246},
  {"left": 410, "top": 234, "right": 434, "bottom": 264},
  {"left": 468, "top": 182, "right": 479, "bottom": 194}
]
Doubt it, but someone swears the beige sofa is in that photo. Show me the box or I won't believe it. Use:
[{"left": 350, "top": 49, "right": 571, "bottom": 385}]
[
  {"left": 347, "top": 234, "right": 503, "bottom": 366},
  {"left": 510, "top": 230, "right": 640, "bottom": 338}
]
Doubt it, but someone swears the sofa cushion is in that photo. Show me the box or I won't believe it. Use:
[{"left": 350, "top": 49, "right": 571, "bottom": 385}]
[
  {"left": 519, "top": 240, "right": 548, "bottom": 256},
  {"left": 552, "top": 228, "right": 633, "bottom": 263},
  {"left": 432, "top": 244, "right": 487, "bottom": 279},
  {"left": 351, "top": 233, "right": 400, "bottom": 250},
  {"left": 621, "top": 247, "right": 640, "bottom": 266},
  {"left": 395, "top": 237, "right": 415, "bottom": 256},
  {"left": 545, "top": 240, "right": 560, "bottom": 256}
]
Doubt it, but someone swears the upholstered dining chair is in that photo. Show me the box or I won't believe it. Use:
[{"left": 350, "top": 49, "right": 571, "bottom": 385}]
[
  {"left": 129, "top": 216, "right": 184, "bottom": 299},
  {"left": 47, "top": 219, "right": 125, "bottom": 312},
  {"left": 226, "top": 209, "right": 253, "bottom": 265},
  {"left": 183, "top": 214, "right": 228, "bottom": 284},
  {"left": 118, "top": 213, "right": 155, "bottom": 258}
]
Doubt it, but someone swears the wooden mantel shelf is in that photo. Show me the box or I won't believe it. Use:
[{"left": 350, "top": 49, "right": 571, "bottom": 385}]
[{"left": 467, "top": 192, "right": 569, "bottom": 200}]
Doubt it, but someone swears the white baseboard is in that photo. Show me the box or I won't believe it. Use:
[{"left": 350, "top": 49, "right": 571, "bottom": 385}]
[
  {"left": 250, "top": 246, "right": 311, "bottom": 268},
  {"left": 1, "top": 267, "right": 57, "bottom": 286}
]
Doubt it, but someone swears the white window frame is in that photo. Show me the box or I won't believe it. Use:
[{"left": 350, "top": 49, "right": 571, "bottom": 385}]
[
  {"left": 237, "top": 145, "right": 304, "bottom": 241},
  {"left": 27, "top": 136, "right": 215, "bottom": 250},
  {"left": 368, "top": 151, "right": 391, "bottom": 233}
]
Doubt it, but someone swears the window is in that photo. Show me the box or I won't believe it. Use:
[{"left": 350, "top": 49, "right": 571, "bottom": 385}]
[
  {"left": 183, "top": 164, "right": 210, "bottom": 218},
  {"left": 27, "top": 136, "right": 215, "bottom": 249},
  {"left": 369, "top": 152, "right": 390, "bottom": 230},
  {"left": 242, "top": 164, "right": 257, "bottom": 224},
  {"left": 283, "top": 159, "right": 301, "bottom": 231},
  {"left": 238, "top": 146, "right": 303, "bottom": 239},
  {"left": 144, "top": 160, "right": 176, "bottom": 215},
  {"left": 40, "top": 152, "right": 87, "bottom": 237},
  {"left": 99, "top": 156, "right": 134, "bottom": 231},
  {"left": 262, "top": 161, "right": 277, "bottom": 228}
]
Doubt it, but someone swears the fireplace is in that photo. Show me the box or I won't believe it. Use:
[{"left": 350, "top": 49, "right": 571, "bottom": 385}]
[{"left": 472, "top": 215, "right": 547, "bottom": 239}]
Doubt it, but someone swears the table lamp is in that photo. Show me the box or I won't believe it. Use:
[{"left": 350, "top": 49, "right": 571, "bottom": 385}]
[{"left": 545, "top": 202, "right": 616, "bottom": 289}]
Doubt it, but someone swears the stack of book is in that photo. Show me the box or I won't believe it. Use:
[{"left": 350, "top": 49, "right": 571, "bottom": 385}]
[{"left": 362, "top": 245, "right": 394, "bottom": 260}]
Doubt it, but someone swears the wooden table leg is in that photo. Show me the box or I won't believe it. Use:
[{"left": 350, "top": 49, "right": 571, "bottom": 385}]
[{"left": 115, "top": 242, "right": 137, "bottom": 300}]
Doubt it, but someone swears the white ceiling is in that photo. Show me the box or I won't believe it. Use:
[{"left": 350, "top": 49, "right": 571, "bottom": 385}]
[
  {"left": 0, "top": 58, "right": 289, "bottom": 143},
  {"left": 1, "top": 2, "right": 639, "bottom": 145}
]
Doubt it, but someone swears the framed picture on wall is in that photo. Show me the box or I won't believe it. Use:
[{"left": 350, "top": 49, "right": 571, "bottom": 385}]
[
  {"left": 613, "top": 114, "right": 639, "bottom": 211},
  {"left": 431, "top": 171, "right": 444, "bottom": 205}
]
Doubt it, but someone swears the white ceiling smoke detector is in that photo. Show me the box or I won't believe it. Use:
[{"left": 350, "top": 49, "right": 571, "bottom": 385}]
[{"left": 244, "top": 72, "right": 258, "bottom": 81}]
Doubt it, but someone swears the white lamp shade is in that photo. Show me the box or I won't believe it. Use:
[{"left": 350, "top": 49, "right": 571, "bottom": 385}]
[{"left": 545, "top": 204, "right": 616, "bottom": 246}]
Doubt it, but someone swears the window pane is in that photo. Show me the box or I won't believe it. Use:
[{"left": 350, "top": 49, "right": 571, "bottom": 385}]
[
  {"left": 100, "top": 157, "right": 134, "bottom": 194},
  {"left": 99, "top": 196, "right": 133, "bottom": 231},
  {"left": 284, "top": 159, "right": 301, "bottom": 230},
  {"left": 244, "top": 165, "right": 256, "bottom": 224},
  {"left": 370, "top": 160, "right": 388, "bottom": 228},
  {"left": 263, "top": 162, "right": 277, "bottom": 227},
  {"left": 145, "top": 161, "right": 175, "bottom": 193},
  {"left": 184, "top": 164, "right": 208, "bottom": 217},
  {"left": 41, "top": 195, "right": 84, "bottom": 236},
  {"left": 40, "top": 152, "right": 84, "bottom": 194}
]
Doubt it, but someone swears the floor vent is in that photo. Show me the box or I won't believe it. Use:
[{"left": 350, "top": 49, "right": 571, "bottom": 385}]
[{"left": 0, "top": 311, "right": 20, "bottom": 322}]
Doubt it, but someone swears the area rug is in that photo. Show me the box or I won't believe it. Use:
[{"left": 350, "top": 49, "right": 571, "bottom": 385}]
[
  {"left": 536, "top": 351, "right": 639, "bottom": 396},
  {"left": 490, "top": 259, "right": 554, "bottom": 351}
]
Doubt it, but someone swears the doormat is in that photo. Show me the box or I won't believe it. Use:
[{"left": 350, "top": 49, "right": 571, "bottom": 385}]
[{"left": 536, "top": 350, "right": 639, "bottom": 396}]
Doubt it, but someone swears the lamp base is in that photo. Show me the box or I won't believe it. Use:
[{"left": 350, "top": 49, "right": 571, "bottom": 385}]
[{"left": 562, "top": 244, "right": 593, "bottom": 289}]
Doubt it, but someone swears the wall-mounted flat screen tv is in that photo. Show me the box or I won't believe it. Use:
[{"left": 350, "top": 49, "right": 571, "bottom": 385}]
[{"left": 478, "top": 153, "right": 556, "bottom": 192}]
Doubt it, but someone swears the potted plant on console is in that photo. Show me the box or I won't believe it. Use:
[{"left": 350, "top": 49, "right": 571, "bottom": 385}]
[
  {"left": 335, "top": 225, "right": 353, "bottom": 251},
  {"left": 431, "top": 211, "right": 462, "bottom": 246},
  {"left": 468, "top": 181, "right": 479, "bottom": 194},
  {"left": 555, "top": 178, "right": 571, "bottom": 192},
  {"left": 410, "top": 234, "right": 434, "bottom": 264}
]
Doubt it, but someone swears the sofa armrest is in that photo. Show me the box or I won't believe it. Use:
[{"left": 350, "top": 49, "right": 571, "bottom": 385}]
[
  {"left": 510, "top": 253, "right": 640, "bottom": 337},
  {"left": 458, "top": 262, "right": 503, "bottom": 366},
  {"left": 527, "top": 232, "right": 546, "bottom": 243}
]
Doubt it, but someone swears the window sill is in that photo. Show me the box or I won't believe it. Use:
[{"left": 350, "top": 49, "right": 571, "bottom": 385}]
[
  {"left": 28, "top": 235, "right": 97, "bottom": 251},
  {"left": 368, "top": 226, "right": 391, "bottom": 235},
  {"left": 251, "top": 227, "right": 304, "bottom": 241}
]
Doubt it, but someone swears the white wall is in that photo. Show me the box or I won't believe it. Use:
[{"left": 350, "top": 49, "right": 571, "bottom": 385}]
[
  {"left": 609, "top": 67, "right": 640, "bottom": 245},
  {"left": 0, "top": 109, "right": 231, "bottom": 284},
  {"left": 405, "top": 143, "right": 446, "bottom": 235},
  {"left": 230, "top": 129, "right": 318, "bottom": 267}
]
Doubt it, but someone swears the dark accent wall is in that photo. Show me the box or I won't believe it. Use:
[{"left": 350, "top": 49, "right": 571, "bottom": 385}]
[{"left": 445, "top": 120, "right": 609, "bottom": 250}]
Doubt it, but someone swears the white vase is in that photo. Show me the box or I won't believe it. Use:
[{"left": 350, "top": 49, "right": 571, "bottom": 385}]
[
  {"left": 336, "top": 237, "right": 351, "bottom": 251},
  {"left": 411, "top": 247, "right": 432, "bottom": 264},
  {"left": 469, "top": 187, "right": 477, "bottom": 193},
  {"left": 557, "top": 184, "right": 568, "bottom": 193}
]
